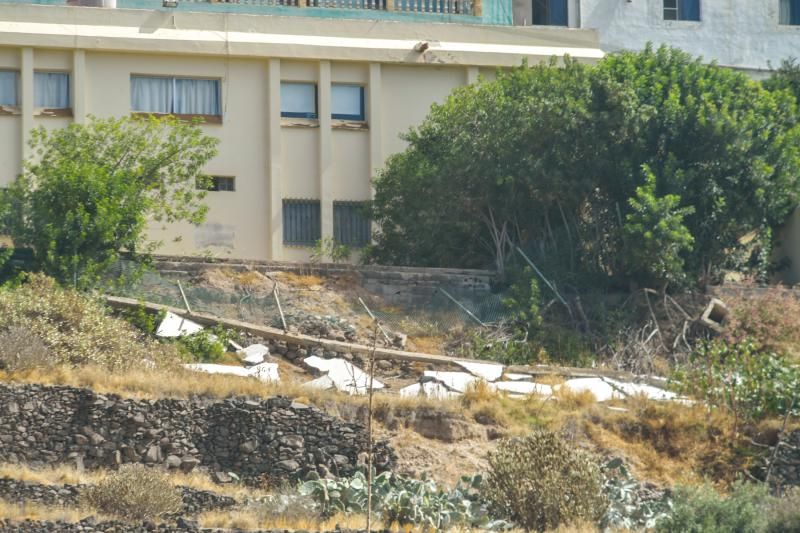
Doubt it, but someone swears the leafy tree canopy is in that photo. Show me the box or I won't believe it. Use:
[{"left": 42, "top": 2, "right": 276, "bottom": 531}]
[
  {"left": 367, "top": 46, "right": 800, "bottom": 290},
  {"left": 0, "top": 115, "right": 219, "bottom": 288}
]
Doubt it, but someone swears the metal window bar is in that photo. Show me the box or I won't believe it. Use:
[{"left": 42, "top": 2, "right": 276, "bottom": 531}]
[
  {"left": 334, "top": 201, "right": 370, "bottom": 247},
  {"left": 283, "top": 199, "right": 321, "bottom": 246}
]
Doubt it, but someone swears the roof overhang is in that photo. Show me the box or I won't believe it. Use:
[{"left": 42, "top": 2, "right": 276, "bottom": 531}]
[{"left": 0, "top": 4, "right": 604, "bottom": 66}]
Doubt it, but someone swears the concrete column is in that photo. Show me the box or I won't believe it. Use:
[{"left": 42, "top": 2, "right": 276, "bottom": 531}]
[
  {"left": 267, "top": 58, "right": 283, "bottom": 261},
  {"left": 20, "top": 47, "right": 33, "bottom": 163},
  {"left": 368, "top": 62, "right": 382, "bottom": 197},
  {"left": 318, "top": 60, "right": 333, "bottom": 240},
  {"left": 72, "top": 49, "right": 86, "bottom": 124},
  {"left": 466, "top": 66, "right": 479, "bottom": 85}
]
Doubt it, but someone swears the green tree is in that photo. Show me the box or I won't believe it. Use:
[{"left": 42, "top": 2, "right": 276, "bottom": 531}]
[
  {"left": 368, "top": 46, "right": 800, "bottom": 289},
  {"left": 764, "top": 57, "right": 800, "bottom": 103},
  {"left": 622, "top": 165, "right": 694, "bottom": 288},
  {"left": 0, "top": 115, "right": 218, "bottom": 288}
]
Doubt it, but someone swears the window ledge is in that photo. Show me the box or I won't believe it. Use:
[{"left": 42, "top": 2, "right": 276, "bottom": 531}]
[
  {"left": 332, "top": 120, "right": 369, "bottom": 131},
  {"left": 659, "top": 19, "right": 702, "bottom": 27},
  {"left": 131, "top": 112, "right": 222, "bottom": 124},
  {"left": 283, "top": 243, "right": 315, "bottom": 248},
  {"left": 281, "top": 117, "right": 320, "bottom": 128},
  {"left": 34, "top": 107, "right": 72, "bottom": 118},
  {"left": 0, "top": 105, "right": 20, "bottom": 116}
]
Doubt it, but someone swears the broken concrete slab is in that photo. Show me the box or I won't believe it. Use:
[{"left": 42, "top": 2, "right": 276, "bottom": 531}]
[
  {"left": 303, "top": 374, "right": 337, "bottom": 391},
  {"left": 455, "top": 360, "right": 504, "bottom": 382},
  {"left": 304, "top": 356, "right": 384, "bottom": 395},
  {"left": 422, "top": 371, "right": 480, "bottom": 393},
  {"left": 493, "top": 381, "right": 553, "bottom": 396},
  {"left": 399, "top": 381, "right": 460, "bottom": 401},
  {"left": 183, "top": 362, "right": 279, "bottom": 383},
  {"left": 156, "top": 311, "right": 203, "bottom": 338},
  {"left": 608, "top": 380, "right": 679, "bottom": 401},
  {"left": 559, "top": 377, "right": 622, "bottom": 402},
  {"left": 238, "top": 344, "right": 269, "bottom": 366},
  {"left": 504, "top": 373, "right": 533, "bottom": 381},
  {"left": 700, "top": 297, "right": 729, "bottom": 333}
]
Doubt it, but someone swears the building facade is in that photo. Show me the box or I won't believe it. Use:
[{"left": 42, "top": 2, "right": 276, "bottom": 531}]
[
  {"left": 513, "top": 0, "right": 800, "bottom": 74},
  {"left": 0, "top": 2, "right": 602, "bottom": 261}
]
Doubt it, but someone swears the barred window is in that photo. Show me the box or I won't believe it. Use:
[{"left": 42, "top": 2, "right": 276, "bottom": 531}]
[
  {"left": 283, "top": 199, "right": 321, "bottom": 246},
  {"left": 197, "top": 176, "right": 235, "bottom": 192},
  {"left": 333, "top": 201, "right": 370, "bottom": 247}
]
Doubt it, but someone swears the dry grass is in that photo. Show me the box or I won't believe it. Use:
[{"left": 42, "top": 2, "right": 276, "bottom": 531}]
[
  {"left": 198, "top": 508, "right": 366, "bottom": 530},
  {"left": 407, "top": 335, "right": 445, "bottom": 354},
  {"left": 274, "top": 271, "right": 325, "bottom": 288},
  {"left": 0, "top": 499, "right": 103, "bottom": 523},
  {"left": 0, "top": 462, "right": 270, "bottom": 501}
]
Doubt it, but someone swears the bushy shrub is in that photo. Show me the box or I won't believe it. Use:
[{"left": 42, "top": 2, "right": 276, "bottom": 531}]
[
  {"left": 177, "top": 328, "right": 227, "bottom": 363},
  {"left": 655, "top": 481, "right": 769, "bottom": 533},
  {"left": 0, "top": 274, "right": 179, "bottom": 371},
  {"left": 82, "top": 464, "right": 183, "bottom": 521},
  {"left": 722, "top": 289, "right": 800, "bottom": 358},
  {"left": 671, "top": 339, "right": 800, "bottom": 422},
  {"left": 766, "top": 488, "right": 800, "bottom": 533},
  {"left": 0, "top": 326, "right": 51, "bottom": 371},
  {"left": 484, "top": 430, "right": 607, "bottom": 532}
]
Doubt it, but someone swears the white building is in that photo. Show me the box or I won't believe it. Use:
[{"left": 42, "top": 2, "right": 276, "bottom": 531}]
[{"left": 513, "top": 0, "right": 800, "bottom": 75}]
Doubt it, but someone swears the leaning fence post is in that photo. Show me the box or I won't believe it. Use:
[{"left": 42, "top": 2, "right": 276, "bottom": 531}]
[
  {"left": 437, "top": 288, "right": 487, "bottom": 327},
  {"left": 177, "top": 280, "right": 192, "bottom": 315},
  {"left": 273, "top": 285, "right": 288, "bottom": 332},
  {"left": 358, "top": 297, "right": 392, "bottom": 346}
]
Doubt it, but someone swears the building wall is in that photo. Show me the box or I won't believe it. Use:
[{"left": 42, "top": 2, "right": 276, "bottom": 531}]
[
  {"left": 579, "top": 0, "right": 800, "bottom": 73},
  {"left": 0, "top": 4, "right": 602, "bottom": 262}
]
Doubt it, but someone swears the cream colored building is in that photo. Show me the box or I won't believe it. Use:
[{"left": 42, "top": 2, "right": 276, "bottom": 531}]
[{"left": 0, "top": 3, "right": 602, "bottom": 261}]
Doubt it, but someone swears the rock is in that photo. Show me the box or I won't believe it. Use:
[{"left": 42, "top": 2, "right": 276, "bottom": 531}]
[
  {"left": 145, "top": 445, "right": 162, "bottom": 464},
  {"left": 279, "top": 435, "right": 304, "bottom": 449},
  {"left": 165, "top": 455, "right": 182, "bottom": 469},
  {"left": 276, "top": 459, "right": 300, "bottom": 472},
  {"left": 180, "top": 457, "right": 201, "bottom": 473},
  {"left": 212, "top": 471, "right": 233, "bottom": 484}
]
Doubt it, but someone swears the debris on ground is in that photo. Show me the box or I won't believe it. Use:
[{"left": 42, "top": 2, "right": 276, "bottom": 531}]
[
  {"left": 183, "top": 362, "right": 279, "bottom": 383},
  {"left": 302, "top": 356, "right": 385, "bottom": 395},
  {"left": 155, "top": 311, "right": 203, "bottom": 338},
  {"left": 237, "top": 344, "right": 269, "bottom": 366}
]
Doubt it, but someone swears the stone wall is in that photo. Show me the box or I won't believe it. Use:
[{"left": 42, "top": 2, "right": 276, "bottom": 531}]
[
  {"left": 770, "top": 429, "right": 800, "bottom": 490},
  {"left": 0, "top": 384, "right": 393, "bottom": 484}
]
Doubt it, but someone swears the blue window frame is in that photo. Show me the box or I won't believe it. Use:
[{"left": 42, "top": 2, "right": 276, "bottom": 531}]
[
  {"left": 532, "top": 0, "right": 567, "bottom": 26},
  {"left": 331, "top": 85, "right": 365, "bottom": 121},
  {"left": 781, "top": 0, "right": 800, "bottom": 24},
  {"left": 281, "top": 82, "right": 318, "bottom": 119},
  {"left": 0, "top": 71, "right": 18, "bottom": 106},
  {"left": 333, "top": 201, "right": 370, "bottom": 247},
  {"left": 664, "top": 0, "right": 700, "bottom": 21},
  {"left": 283, "top": 199, "right": 321, "bottom": 246}
]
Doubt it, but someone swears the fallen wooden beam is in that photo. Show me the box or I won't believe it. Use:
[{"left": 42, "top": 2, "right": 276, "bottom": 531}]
[{"left": 105, "top": 295, "right": 660, "bottom": 385}]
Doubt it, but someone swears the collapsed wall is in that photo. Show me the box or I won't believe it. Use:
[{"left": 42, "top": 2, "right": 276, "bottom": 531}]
[{"left": 0, "top": 384, "right": 393, "bottom": 483}]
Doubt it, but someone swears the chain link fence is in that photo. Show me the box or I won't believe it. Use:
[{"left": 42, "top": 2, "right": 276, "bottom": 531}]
[{"left": 110, "top": 267, "right": 513, "bottom": 345}]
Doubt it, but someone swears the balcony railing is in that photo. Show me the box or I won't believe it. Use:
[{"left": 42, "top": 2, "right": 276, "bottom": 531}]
[{"left": 181, "top": 0, "right": 476, "bottom": 15}]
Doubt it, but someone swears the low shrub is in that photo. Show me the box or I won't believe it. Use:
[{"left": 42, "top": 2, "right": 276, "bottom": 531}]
[
  {"left": 177, "top": 328, "right": 227, "bottom": 363},
  {"left": 0, "top": 326, "right": 51, "bottom": 371},
  {"left": 655, "top": 481, "right": 769, "bottom": 533},
  {"left": 722, "top": 288, "right": 800, "bottom": 358},
  {"left": 300, "top": 470, "right": 507, "bottom": 530},
  {"left": 766, "top": 487, "right": 800, "bottom": 533},
  {"left": 484, "top": 430, "right": 607, "bottom": 532},
  {"left": 671, "top": 339, "right": 800, "bottom": 422},
  {"left": 0, "top": 274, "right": 179, "bottom": 371},
  {"left": 82, "top": 464, "right": 183, "bottom": 521}
]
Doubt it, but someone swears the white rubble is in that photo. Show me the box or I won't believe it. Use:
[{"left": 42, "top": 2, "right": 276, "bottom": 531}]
[
  {"left": 559, "top": 378, "right": 622, "bottom": 402},
  {"left": 156, "top": 311, "right": 203, "bottom": 338},
  {"left": 422, "top": 371, "right": 481, "bottom": 393},
  {"left": 238, "top": 344, "right": 269, "bottom": 366},
  {"left": 610, "top": 380, "right": 679, "bottom": 401},
  {"left": 303, "top": 356, "right": 384, "bottom": 395},
  {"left": 455, "top": 360, "right": 504, "bottom": 382},
  {"left": 228, "top": 339, "right": 244, "bottom": 351},
  {"left": 504, "top": 373, "right": 534, "bottom": 381},
  {"left": 399, "top": 381, "right": 460, "bottom": 400},
  {"left": 183, "top": 362, "right": 279, "bottom": 383},
  {"left": 303, "top": 374, "right": 337, "bottom": 391},
  {"left": 494, "top": 381, "right": 553, "bottom": 396}
]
